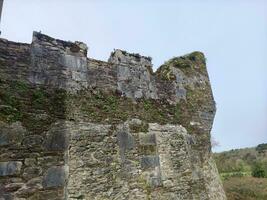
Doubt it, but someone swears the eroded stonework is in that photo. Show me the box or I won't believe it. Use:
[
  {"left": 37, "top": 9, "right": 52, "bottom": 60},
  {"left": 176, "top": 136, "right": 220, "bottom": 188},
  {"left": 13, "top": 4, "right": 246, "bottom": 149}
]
[{"left": 0, "top": 32, "right": 226, "bottom": 199}]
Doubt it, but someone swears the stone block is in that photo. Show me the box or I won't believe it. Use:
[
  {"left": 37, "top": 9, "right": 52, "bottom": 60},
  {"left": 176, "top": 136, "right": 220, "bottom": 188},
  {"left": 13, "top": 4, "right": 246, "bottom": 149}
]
[
  {"left": 140, "top": 155, "right": 160, "bottom": 169},
  {"left": 0, "top": 161, "right": 22, "bottom": 176},
  {"left": 44, "top": 122, "right": 69, "bottom": 151},
  {"left": 109, "top": 49, "right": 152, "bottom": 67},
  {"left": 0, "top": 122, "right": 26, "bottom": 146},
  {"left": 24, "top": 158, "right": 36, "bottom": 166},
  {"left": 149, "top": 176, "right": 162, "bottom": 187},
  {"left": 22, "top": 167, "right": 42, "bottom": 180},
  {"left": 117, "top": 131, "right": 134, "bottom": 151},
  {"left": 139, "top": 133, "right": 156, "bottom": 146},
  {"left": 22, "top": 135, "right": 43, "bottom": 148},
  {"left": 42, "top": 166, "right": 66, "bottom": 188}
]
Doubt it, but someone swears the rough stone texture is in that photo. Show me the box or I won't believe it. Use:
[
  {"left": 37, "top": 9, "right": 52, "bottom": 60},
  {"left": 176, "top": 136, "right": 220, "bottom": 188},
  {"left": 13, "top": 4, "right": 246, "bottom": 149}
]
[
  {"left": 42, "top": 166, "right": 67, "bottom": 188},
  {"left": 0, "top": 161, "right": 22, "bottom": 176},
  {"left": 0, "top": 32, "right": 226, "bottom": 199}
]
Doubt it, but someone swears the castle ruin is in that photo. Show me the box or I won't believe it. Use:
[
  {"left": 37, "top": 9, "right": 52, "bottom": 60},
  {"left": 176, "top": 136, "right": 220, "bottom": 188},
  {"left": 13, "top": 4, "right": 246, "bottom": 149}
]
[{"left": 0, "top": 32, "right": 226, "bottom": 200}]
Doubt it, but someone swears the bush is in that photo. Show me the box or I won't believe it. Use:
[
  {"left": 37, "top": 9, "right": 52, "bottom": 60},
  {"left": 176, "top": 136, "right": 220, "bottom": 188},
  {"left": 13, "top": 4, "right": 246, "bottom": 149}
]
[
  {"left": 256, "top": 143, "right": 267, "bottom": 153},
  {"left": 252, "top": 162, "right": 266, "bottom": 178}
]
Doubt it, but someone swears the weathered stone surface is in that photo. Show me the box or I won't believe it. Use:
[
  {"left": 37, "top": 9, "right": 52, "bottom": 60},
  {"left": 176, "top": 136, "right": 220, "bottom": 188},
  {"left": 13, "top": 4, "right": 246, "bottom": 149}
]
[
  {"left": 30, "top": 31, "right": 89, "bottom": 92},
  {"left": 15, "top": 177, "right": 45, "bottom": 198},
  {"left": 0, "top": 161, "right": 22, "bottom": 176},
  {"left": 44, "top": 121, "right": 69, "bottom": 151},
  {"left": 117, "top": 131, "right": 134, "bottom": 150},
  {"left": 139, "top": 132, "right": 157, "bottom": 146},
  {"left": 0, "top": 32, "right": 226, "bottom": 199},
  {"left": 0, "top": 122, "right": 26, "bottom": 146},
  {"left": 24, "top": 158, "right": 36, "bottom": 167},
  {"left": 22, "top": 135, "right": 43, "bottom": 148},
  {"left": 22, "top": 166, "right": 42, "bottom": 180},
  {"left": 140, "top": 155, "right": 160, "bottom": 169},
  {"left": 117, "top": 64, "right": 158, "bottom": 99},
  {"left": 109, "top": 49, "right": 152, "bottom": 67},
  {"left": 42, "top": 166, "right": 66, "bottom": 188},
  {"left": 67, "top": 121, "right": 225, "bottom": 199}
]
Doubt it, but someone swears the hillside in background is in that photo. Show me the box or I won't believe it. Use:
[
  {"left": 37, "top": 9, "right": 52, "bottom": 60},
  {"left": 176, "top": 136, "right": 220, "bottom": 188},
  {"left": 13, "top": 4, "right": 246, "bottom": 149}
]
[{"left": 214, "top": 143, "right": 267, "bottom": 200}]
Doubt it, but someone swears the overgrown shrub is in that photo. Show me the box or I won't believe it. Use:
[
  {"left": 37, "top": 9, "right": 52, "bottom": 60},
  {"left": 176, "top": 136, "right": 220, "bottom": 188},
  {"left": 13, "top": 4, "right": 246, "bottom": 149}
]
[
  {"left": 256, "top": 143, "right": 267, "bottom": 153},
  {"left": 252, "top": 162, "right": 266, "bottom": 178}
]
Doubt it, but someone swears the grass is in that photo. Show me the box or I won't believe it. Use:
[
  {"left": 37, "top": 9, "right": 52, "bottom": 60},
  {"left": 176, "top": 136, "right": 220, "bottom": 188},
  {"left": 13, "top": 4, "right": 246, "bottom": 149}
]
[
  {"left": 214, "top": 147, "right": 267, "bottom": 173},
  {"left": 220, "top": 171, "right": 251, "bottom": 181},
  {"left": 223, "top": 177, "right": 267, "bottom": 200},
  {"left": 214, "top": 146, "right": 267, "bottom": 199}
]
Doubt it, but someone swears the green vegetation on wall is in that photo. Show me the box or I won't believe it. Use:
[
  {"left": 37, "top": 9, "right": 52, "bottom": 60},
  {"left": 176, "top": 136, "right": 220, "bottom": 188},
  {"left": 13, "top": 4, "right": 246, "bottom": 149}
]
[
  {"left": 0, "top": 77, "right": 210, "bottom": 136},
  {"left": 68, "top": 90, "right": 183, "bottom": 125},
  {"left": 156, "top": 51, "right": 207, "bottom": 80},
  {"left": 0, "top": 79, "right": 67, "bottom": 132}
]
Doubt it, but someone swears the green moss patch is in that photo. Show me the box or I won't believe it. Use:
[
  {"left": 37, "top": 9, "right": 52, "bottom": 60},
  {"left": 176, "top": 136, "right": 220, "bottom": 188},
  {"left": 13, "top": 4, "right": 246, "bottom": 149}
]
[
  {"left": 68, "top": 90, "right": 183, "bottom": 125},
  {"left": 129, "top": 122, "right": 149, "bottom": 133},
  {"left": 156, "top": 51, "right": 207, "bottom": 79},
  {"left": 0, "top": 80, "right": 66, "bottom": 132},
  {"left": 0, "top": 78, "right": 211, "bottom": 135}
]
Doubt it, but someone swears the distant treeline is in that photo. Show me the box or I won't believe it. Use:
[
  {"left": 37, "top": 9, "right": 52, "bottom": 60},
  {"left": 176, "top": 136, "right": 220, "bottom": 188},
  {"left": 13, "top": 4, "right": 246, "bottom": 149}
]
[
  {"left": 214, "top": 144, "right": 267, "bottom": 200},
  {"left": 213, "top": 143, "right": 267, "bottom": 178},
  {"left": 256, "top": 143, "right": 267, "bottom": 153}
]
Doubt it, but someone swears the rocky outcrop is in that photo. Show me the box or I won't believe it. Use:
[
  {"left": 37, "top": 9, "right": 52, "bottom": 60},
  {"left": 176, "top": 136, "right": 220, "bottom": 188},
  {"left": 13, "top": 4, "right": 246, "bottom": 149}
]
[{"left": 0, "top": 32, "right": 226, "bottom": 199}]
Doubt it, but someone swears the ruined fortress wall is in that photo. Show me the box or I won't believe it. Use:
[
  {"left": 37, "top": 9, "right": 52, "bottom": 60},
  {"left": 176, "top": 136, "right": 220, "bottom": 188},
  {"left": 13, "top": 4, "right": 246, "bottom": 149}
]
[{"left": 0, "top": 32, "right": 226, "bottom": 199}]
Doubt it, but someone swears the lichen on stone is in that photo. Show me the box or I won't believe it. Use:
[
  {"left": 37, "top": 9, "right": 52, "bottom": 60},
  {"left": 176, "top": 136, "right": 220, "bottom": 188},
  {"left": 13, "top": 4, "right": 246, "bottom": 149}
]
[
  {"left": 156, "top": 51, "right": 207, "bottom": 80},
  {"left": 0, "top": 32, "right": 225, "bottom": 200}
]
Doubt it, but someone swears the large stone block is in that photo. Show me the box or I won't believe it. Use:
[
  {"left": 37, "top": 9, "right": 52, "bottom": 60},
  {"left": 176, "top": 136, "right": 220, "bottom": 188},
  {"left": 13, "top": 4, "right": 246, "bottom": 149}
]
[
  {"left": 139, "top": 133, "right": 157, "bottom": 146},
  {"left": 44, "top": 126, "right": 69, "bottom": 152},
  {"left": 140, "top": 155, "right": 160, "bottom": 169},
  {"left": 42, "top": 166, "right": 66, "bottom": 188},
  {"left": 0, "top": 122, "right": 26, "bottom": 146},
  {"left": 117, "top": 130, "right": 134, "bottom": 151},
  {"left": 22, "top": 135, "right": 43, "bottom": 148},
  {"left": 0, "top": 161, "right": 22, "bottom": 176}
]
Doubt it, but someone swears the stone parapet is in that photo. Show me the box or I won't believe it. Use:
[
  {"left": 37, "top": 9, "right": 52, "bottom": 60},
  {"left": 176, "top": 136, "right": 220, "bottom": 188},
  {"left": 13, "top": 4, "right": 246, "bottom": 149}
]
[{"left": 0, "top": 32, "right": 225, "bottom": 200}]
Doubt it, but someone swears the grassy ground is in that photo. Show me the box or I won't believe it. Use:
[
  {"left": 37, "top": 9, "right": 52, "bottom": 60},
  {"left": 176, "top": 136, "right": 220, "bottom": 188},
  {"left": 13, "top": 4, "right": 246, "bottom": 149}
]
[
  {"left": 223, "top": 177, "right": 267, "bottom": 200},
  {"left": 214, "top": 145, "right": 267, "bottom": 200}
]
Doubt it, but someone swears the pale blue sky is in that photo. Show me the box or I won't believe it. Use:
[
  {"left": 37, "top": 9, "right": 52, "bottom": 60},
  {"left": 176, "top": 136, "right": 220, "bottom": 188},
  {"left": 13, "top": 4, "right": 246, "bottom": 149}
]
[{"left": 1, "top": 0, "right": 267, "bottom": 152}]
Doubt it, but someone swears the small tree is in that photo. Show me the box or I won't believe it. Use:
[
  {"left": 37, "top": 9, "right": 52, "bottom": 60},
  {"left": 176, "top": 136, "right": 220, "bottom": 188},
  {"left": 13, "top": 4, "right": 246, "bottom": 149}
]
[
  {"left": 256, "top": 143, "right": 267, "bottom": 153},
  {"left": 252, "top": 162, "right": 266, "bottom": 178}
]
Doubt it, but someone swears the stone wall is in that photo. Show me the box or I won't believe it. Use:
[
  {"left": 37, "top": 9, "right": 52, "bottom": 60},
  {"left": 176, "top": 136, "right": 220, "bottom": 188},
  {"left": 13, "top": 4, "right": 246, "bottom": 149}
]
[{"left": 0, "top": 32, "right": 226, "bottom": 199}]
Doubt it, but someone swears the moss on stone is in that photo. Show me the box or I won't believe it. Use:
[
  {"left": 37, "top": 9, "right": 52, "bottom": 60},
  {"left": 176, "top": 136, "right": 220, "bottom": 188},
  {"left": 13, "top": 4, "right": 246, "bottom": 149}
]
[
  {"left": 129, "top": 122, "right": 149, "bottom": 133},
  {"left": 0, "top": 80, "right": 66, "bottom": 132},
  {"left": 0, "top": 77, "right": 211, "bottom": 136},
  {"left": 32, "top": 89, "right": 48, "bottom": 108},
  {"left": 68, "top": 90, "right": 182, "bottom": 125},
  {"left": 156, "top": 51, "right": 207, "bottom": 79},
  {"left": 156, "top": 65, "right": 176, "bottom": 81},
  {"left": 138, "top": 175, "right": 152, "bottom": 199},
  {"left": 0, "top": 105, "right": 22, "bottom": 122},
  {"left": 139, "top": 145, "right": 157, "bottom": 155},
  {"left": 0, "top": 80, "right": 28, "bottom": 123}
]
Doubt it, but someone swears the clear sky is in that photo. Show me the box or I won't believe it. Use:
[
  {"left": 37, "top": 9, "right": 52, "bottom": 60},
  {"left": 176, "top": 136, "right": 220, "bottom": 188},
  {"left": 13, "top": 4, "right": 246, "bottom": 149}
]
[{"left": 1, "top": 0, "right": 267, "bottom": 152}]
